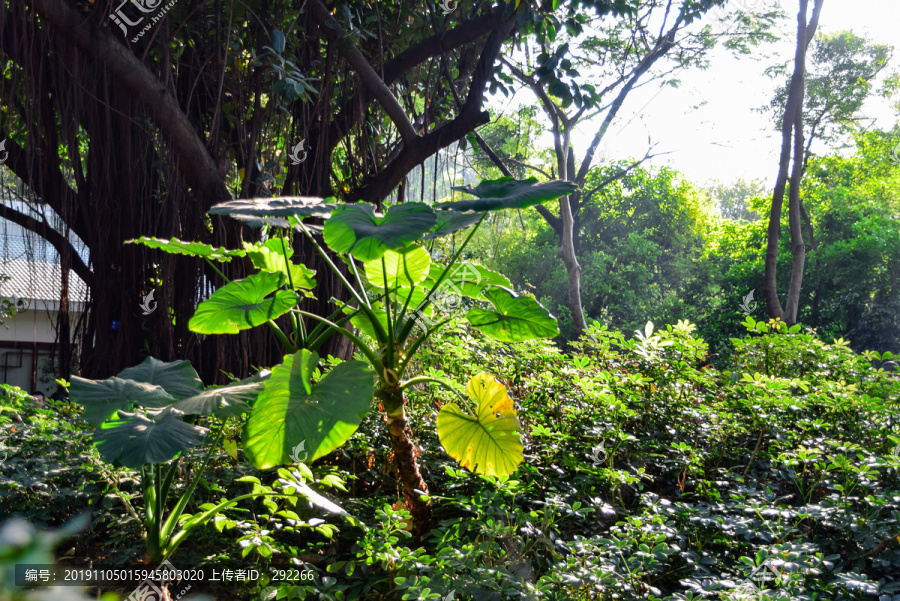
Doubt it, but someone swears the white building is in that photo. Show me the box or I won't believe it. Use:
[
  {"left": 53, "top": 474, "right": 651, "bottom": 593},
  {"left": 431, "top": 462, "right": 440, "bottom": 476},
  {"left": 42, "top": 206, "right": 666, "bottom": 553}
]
[{"left": 0, "top": 223, "right": 88, "bottom": 396}]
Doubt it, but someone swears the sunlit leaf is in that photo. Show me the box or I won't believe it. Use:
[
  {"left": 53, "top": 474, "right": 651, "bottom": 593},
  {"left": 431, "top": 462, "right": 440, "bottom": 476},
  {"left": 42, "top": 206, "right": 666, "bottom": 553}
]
[
  {"left": 436, "top": 373, "right": 523, "bottom": 477},
  {"left": 438, "top": 177, "right": 579, "bottom": 212},
  {"left": 189, "top": 271, "right": 297, "bottom": 334},
  {"left": 466, "top": 287, "right": 559, "bottom": 341},
  {"left": 243, "top": 350, "right": 374, "bottom": 470},
  {"left": 244, "top": 239, "right": 316, "bottom": 289},
  {"left": 127, "top": 237, "right": 246, "bottom": 262},
  {"left": 323, "top": 203, "right": 437, "bottom": 261},
  {"left": 364, "top": 246, "right": 431, "bottom": 289}
]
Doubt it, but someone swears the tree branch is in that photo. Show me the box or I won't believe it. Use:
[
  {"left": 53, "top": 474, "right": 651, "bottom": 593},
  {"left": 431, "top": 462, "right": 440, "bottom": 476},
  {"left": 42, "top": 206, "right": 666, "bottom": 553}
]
[
  {"left": 575, "top": 21, "right": 682, "bottom": 185},
  {"left": 355, "top": 13, "right": 517, "bottom": 204},
  {"left": 310, "top": 0, "right": 417, "bottom": 144},
  {"left": 0, "top": 203, "right": 94, "bottom": 288}
]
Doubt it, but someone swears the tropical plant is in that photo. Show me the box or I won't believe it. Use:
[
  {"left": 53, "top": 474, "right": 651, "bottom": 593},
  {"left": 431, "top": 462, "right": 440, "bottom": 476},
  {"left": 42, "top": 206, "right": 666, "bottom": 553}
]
[
  {"left": 131, "top": 176, "right": 577, "bottom": 534},
  {"left": 65, "top": 356, "right": 345, "bottom": 563}
]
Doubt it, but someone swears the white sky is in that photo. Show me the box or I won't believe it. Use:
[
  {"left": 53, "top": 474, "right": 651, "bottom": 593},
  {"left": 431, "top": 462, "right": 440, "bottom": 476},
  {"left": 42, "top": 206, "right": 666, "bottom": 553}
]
[{"left": 502, "top": 0, "right": 900, "bottom": 188}]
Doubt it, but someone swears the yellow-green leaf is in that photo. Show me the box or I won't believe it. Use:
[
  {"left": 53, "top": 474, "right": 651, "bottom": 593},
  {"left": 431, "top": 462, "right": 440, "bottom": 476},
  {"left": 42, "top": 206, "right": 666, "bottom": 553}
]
[{"left": 436, "top": 373, "right": 523, "bottom": 477}]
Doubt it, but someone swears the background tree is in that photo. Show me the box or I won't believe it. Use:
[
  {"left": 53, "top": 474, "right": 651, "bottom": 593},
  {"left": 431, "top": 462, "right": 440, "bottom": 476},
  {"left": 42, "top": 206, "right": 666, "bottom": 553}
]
[
  {"left": 0, "top": 0, "right": 575, "bottom": 381},
  {"left": 762, "top": 0, "right": 824, "bottom": 324},
  {"left": 487, "top": 163, "right": 718, "bottom": 339},
  {"left": 763, "top": 29, "right": 893, "bottom": 250},
  {"left": 475, "top": 0, "right": 777, "bottom": 338},
  {"left": 703, "top": 178, "right": 766, "bottom": 221}
]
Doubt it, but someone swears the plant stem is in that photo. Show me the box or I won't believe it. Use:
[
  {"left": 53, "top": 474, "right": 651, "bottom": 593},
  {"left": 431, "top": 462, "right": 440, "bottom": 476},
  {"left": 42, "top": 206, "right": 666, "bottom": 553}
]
[{"left": 743, "top": 427, "right": 767, "bottom": 478}]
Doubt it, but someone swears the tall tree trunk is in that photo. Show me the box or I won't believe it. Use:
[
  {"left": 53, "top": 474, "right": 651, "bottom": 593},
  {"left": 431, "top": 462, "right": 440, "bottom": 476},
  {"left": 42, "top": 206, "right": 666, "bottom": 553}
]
[
  {"left": 554, "top": 126, "right": 589, "bottom": 336},
  {"left": 763, "top": 0, "right": 823, "bottom": 323},
  {"left": 784, "top": 102, "right": 807, "bottom": 322}
]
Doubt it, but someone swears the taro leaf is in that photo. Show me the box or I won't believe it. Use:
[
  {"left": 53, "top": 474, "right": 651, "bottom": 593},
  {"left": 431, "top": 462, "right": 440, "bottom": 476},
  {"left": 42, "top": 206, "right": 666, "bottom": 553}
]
[
  {"left": 117, "top": 357, "right": 204, "bottom": 401},
  {"left": 69, "top": 376, "right": 175, "bottom": 428},
  {"left": 364, "top": 246, "right": 431, "bottom": 289},
  {"left": 244, "top": 239, "right": 316, "bottom": 289},
  {"left": 228, "top": 214, "right": 291, "bottom": 229},
  {"left": 189, "top": 271, "right": 297, "bottom": 335},
  {"left": 436, "top": 373, "right": 523, "bottom": 477},
  {"left": 466, "top": 287, "right": 559, "bottom": 341},
  {"left": 240, "top": 369, "right": 273, "bottom": 385},
  {"left": 346, "top": 306, "right": 389, "bottom": 342},
  {"left": 423, "top": 263, "right": 512, "bottom": 299},
  {"left": 323, "top": 203, "right": 437, "bottom": 261},
  {"left": 93, "top": 410, "right": 208, "bottom": 468},
  {"left": 127, "top": 237, "right": 246, "bottom": 262},
  {"left": 170, "top": 383, "right": 262, "bottom": 418},
  {"left": 243, "top": 350, "right": 374, "bottom": 470},
  {"left": 438, "top": 177, "right": 579, "bottom": 212},
  {"left": 209, "top": 196, "right": 336, "bottom": 219},
  {"left": 423, "top": 209, "right": 483, "bottom": 240}
]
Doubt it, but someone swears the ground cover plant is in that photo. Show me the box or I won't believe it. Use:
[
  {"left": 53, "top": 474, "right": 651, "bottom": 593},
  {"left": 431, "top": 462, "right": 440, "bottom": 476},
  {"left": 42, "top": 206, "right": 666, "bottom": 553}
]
[{"left": 3, "top": 313, "right": 900, "bottom": 600}]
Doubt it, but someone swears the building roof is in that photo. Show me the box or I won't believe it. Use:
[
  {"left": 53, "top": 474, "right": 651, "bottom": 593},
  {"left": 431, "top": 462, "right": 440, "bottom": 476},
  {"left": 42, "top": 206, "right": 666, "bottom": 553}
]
[{"left": 0, "top": 257, "right": 88, "bottom": 304}]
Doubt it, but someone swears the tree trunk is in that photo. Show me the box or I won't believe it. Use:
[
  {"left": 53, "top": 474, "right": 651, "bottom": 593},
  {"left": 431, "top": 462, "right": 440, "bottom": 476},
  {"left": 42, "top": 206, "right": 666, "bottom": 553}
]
[
  {"left": 380, "top": 382, "right": 431, "bottom": 536},
  {"left": 763, "top": 0, "right": 823, "bottom": 323},
  {"left": 556, "top": 137, "right": 589, "bottom": 337},
  {"left": 784, "top": 101, "right": 807, "bottom": 323}
]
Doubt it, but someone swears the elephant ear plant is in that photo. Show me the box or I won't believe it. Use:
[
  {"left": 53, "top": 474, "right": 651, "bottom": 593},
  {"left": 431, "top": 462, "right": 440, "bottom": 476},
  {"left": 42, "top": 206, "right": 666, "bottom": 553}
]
[
  {"left": 130, "top": 176, "right": 578, "bottom": 534},
  {"left": 66, "top": 357, "right": 334, "bottom": 563}
]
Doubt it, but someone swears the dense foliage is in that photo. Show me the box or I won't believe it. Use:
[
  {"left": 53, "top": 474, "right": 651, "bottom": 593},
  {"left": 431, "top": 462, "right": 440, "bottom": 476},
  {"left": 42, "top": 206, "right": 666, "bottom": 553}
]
[
  {"left": 3, "top": 316, "right": 899, "bottom": 600},
  {"left": 476, "top": 129, "right": 900, "bottom": 364}
]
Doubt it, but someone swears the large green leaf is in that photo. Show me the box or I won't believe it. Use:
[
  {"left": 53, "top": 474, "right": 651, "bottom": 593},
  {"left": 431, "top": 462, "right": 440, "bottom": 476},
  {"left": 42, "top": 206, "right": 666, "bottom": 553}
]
[
  {"left": 438, "top": 177, "right": 579, "bottom": 212},
  {"left": 323, "top": 203, "right": 437, "bottom": 261},
  {"left": 209, "top": 196, "right": 336, "bottom": 219},
  {"left": 93, "top": 410, "right": 209, "bottom": 468},
  {"left": 436, "top": 373, "right": 523, "bottom": 477},
  {"left": 170, "top": 383, "right": 261, "bottom": 418},
  {"left": 117, "top": 357, "right": 204, "bottom": 401},
  {"left": 423, "top": 209, "right": 483, "bottom": 240},
  {"left": 466, "top": 287, "right": 559, "bottom": 341},
  {"left": 243, "top": 350, "right": 374, "bottom": 470},
  {"left": 244, "top": 239, "right": 316, "bottom": 289},
  {"left": 189, "top": 271, "right": 297, "bottom": 334},
  {"left": 127, "top": 237, "right": 246, "bottom": 262},
  {"left": 364, "top": 246, "right": 431, "bottom": 289},
  {"left": 70, "top": 376, "right": 175, "bottom": 428},
  {"left": 347, "top": 306, "right": 389, "bottom": 342},
  {"left": 423, "top": 263, "right": 512, "bottom": 299}
]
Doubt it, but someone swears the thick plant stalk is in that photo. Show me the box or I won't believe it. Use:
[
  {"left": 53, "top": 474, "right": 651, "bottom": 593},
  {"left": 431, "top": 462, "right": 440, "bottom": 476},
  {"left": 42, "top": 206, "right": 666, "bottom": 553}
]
[{"left": 381, "top": 383, "right": 431, "bottom": 535}]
